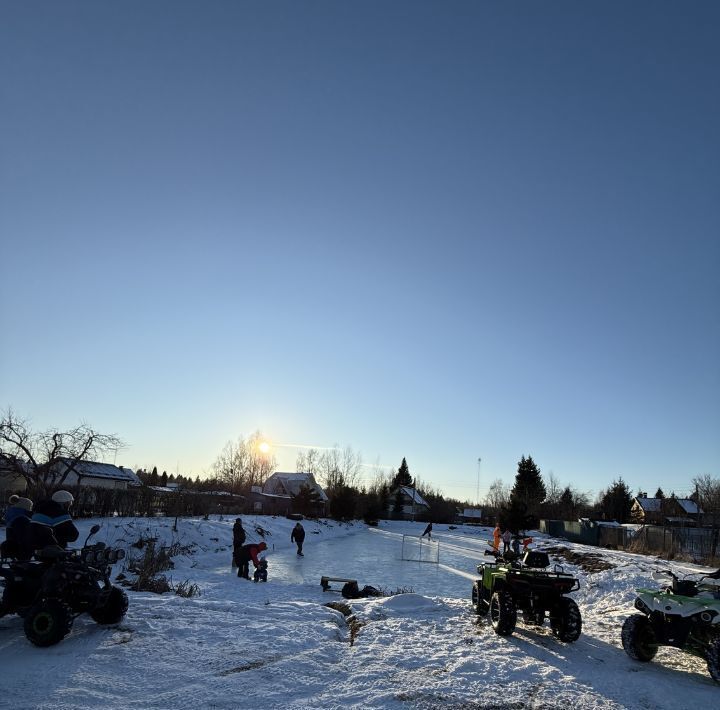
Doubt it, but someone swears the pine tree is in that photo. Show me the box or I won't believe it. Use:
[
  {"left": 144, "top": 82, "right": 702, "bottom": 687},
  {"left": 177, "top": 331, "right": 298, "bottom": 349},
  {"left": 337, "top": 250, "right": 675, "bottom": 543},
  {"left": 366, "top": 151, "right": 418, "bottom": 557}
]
[
  {"left": 509, "top": 455, "right": 546, "bottom": 514},
  {"left": 655, "top": 487, "right": 665, "bottom": 499},
  {"left": 600, "top": 478, "right": 633, "bottom": 523},
  {"left": 392, "top": 458, "right": 413, "bottom": 488}
]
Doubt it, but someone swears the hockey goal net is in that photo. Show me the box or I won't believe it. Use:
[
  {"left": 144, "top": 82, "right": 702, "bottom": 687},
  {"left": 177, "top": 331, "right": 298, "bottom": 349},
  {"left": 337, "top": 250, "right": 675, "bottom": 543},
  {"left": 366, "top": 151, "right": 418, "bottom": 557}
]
[{"left": 401, "top": 535, "right": 440, "bottom": 563}]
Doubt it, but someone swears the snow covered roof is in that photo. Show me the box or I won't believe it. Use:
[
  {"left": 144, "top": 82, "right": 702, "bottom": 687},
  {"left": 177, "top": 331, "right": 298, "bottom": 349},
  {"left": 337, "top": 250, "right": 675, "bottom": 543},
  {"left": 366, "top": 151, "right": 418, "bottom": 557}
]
[
  {"left": 462, "top": 508, "right": 483, "bottom": 518},
  {"left": 634, "top": 497, "right": 662, "bottom": 512},
  {"left": 397, "top": 486, "right": 429, "bottom": 508},
  {"left": 58, "top": 458, "right": 141, "bottom": 485},
  {"left": 677, "top": 499, "right": 702, "bottom": 514},
  {"left": 263, "top": 472, "right": 329, "bottom": 502}
]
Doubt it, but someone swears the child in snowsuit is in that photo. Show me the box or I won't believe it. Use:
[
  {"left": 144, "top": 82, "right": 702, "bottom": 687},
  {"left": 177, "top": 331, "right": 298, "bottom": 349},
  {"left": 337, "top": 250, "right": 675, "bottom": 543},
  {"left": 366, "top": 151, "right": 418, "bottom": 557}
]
[
  {"left": 235, "top": 541, "right": 267, "bottom": 579},
  {"left": 291, "top": 522, "right": 305, "bottom": 556}
]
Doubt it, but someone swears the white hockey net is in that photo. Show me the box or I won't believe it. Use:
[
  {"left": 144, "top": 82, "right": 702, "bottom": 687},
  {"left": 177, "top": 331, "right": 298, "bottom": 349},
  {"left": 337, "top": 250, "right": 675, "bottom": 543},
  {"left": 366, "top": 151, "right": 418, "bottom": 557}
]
[{"left": 401, "top": 535, "right": 440, "bottom": 563}]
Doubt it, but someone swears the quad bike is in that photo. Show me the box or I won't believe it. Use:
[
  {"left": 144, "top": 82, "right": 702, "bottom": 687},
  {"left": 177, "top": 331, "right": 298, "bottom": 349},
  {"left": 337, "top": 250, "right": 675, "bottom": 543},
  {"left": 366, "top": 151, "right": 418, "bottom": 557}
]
[
  {"left": 472, "top": 547, "right": 582, "bottom": 642},
  {"left": 622, "top": 567, "right": 720, "bottom": 683},
  {"left": 0, "top": 524, "right": 128, "bottom": 647}
]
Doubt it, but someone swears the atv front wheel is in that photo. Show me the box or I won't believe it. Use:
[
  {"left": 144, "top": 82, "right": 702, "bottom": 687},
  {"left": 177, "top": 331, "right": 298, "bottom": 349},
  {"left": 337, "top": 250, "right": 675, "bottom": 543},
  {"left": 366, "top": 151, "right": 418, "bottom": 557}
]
[
  {"left": 550, "top": 597, "right": 582, "bottom": 643},
  {"left": 471, "top": 582, "right": 489, "bottom": 615},
  {"left": 621, "top": 614, "right": 658, "bottom": 662},
  {"left": 706, "top": 637, "right": 720, "bottom": 683},
  {"left": 489, "top": 591, "right": 517, "bottom": 636},
  {"left": 90, "top": 586, "right": 129, "bottom": 625},
  {"left": 24, "top": 599, "right": 74, "bottom": 647}
]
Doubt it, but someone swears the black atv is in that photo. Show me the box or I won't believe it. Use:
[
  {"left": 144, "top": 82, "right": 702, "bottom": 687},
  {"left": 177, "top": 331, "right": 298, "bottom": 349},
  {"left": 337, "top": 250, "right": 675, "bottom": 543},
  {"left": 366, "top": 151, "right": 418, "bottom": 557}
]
[
  {"left": 0, "top": 524, "right": 129, "bottom": 646},
  {"left": 472, "top": 548, "right": 582, "bottom": 642}
]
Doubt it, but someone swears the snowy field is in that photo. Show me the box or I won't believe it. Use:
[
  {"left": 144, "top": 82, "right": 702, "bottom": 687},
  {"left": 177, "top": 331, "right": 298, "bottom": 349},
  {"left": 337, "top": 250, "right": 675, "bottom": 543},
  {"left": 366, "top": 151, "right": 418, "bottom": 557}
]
[{"left": 2, "top": 515, "right": 719, "bottom": 709}]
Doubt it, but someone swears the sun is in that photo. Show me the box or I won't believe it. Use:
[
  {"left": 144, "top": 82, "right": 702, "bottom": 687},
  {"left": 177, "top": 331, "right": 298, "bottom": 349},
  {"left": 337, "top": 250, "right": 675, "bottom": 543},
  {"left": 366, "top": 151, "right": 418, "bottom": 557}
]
[{"left": 258, "top": 441, "right": 271, "bottom": 455}]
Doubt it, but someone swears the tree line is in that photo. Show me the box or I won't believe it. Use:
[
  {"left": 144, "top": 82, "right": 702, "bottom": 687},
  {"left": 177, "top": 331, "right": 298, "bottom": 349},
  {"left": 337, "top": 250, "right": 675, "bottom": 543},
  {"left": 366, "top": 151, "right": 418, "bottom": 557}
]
[{"left": 2, "top": 411, "right": 718, "bottom": 532}]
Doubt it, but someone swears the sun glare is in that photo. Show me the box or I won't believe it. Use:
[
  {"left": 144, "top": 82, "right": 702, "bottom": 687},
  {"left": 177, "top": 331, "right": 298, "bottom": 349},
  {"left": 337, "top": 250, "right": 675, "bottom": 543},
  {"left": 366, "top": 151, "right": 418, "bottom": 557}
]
[{"left": 258, "top": 441, "right": 271, "bottom": 455}]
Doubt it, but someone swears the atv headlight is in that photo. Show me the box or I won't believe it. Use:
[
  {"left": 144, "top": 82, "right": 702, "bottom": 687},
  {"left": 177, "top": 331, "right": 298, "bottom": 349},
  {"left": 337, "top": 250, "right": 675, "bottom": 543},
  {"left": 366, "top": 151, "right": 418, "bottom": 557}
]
[
  {"left": 94, "top": 549, "right": 107, "bottom": 565},
  {"left": 84, "top": 551, "right": 95, "bottom": 564},
  {"left": 117, "top": 549, "right": 126, "bottom": 560}
]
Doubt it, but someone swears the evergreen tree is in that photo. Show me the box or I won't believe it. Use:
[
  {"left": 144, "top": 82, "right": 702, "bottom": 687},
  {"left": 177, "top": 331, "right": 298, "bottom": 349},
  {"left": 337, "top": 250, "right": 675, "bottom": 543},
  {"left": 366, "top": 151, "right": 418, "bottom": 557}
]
[
  {"left": 559, "top": 487, "right": 575, "bottom": 520},
  {"left": 655, "top": 487, "right": 665, "bottom": 499},
  {"left": 509, "top": 455, "right": 546, "bottom": 515},
  {"left": 392, "top": 489, "right": 405, "bottom": 518},
  {"left": 150, "top": 466, "right": 159, "bottom": 486},
  {"left": 599, "top": 478, "right": 633, "bottom": 523},
  {"left": 160, "top": 471, "right": 168, "bottom": 487},
  {"left": 392, "top": 458, "right": 413, "bottom": 488}
]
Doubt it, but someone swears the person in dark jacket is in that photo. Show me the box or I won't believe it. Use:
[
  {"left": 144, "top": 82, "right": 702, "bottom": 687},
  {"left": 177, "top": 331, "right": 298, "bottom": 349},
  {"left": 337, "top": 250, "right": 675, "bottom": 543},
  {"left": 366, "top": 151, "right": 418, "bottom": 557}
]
[
  {"left": 232, "top": 518, "right": 246, "bottom": 568},
  {"left": 291, "top": 522, "right": 305, "bottom": 556},
  {"left": 421, "top": 522, "right": 433, "bottom": 539},
  {"left": 29, "top": 490, "right": 79, "bottom": 552},
  {"left": 1, "top": 495, "right": 34, "bottom": 560},
  {"left": 235, "top": 541, "right": 267, "bottom": 579}
]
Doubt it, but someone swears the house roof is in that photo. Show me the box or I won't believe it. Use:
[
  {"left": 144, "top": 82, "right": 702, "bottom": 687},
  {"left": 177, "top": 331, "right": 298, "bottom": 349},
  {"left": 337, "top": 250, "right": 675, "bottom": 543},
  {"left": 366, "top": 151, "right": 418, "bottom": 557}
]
[
  {"left": 634, "top": 496, "right": 703, "bottom": 515},
  {"left": 263, "top": 471, "right": 329, "bottom": 502},
  {"left": 396, "top": 486, "right": 429, "bottom": 508},
  {"left": 58, "top": 459, "right": 141, "bottom": 486},
  {"left": 634, "top": 497, "right": 662, "bottom": 512},
  {"left": 677, "top": 499, "right": 702, "bottom": 514}
]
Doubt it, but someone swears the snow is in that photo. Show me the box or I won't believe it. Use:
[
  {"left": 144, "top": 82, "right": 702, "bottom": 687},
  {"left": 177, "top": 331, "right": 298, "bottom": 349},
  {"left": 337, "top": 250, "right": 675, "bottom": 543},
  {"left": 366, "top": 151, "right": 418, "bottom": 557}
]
[{"left": 2, "top": 516, "right": 720, "bottom": 708}]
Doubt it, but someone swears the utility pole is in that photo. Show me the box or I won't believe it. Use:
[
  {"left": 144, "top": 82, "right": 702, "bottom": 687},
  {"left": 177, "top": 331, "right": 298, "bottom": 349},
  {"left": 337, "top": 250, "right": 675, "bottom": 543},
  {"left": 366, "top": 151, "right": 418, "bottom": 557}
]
[{"left": 477, "top": 458, "right": 481, "bottom": 507}]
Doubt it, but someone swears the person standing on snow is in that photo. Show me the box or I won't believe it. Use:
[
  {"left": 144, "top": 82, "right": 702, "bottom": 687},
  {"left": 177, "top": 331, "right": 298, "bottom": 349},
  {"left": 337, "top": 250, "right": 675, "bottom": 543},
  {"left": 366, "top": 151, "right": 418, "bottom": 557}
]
[
  {"left": 232, "top": 518, "right": 246, "bottom": 568},
  {"left": 421, "top": 522, "right": 433, "bottom": 539},
  {"left": 291, "top": 522, "right": 305, "bottom": 556},
  {"left": 493, "top": 523, "right": 502, "bottom": 551},
  {"left": 236, "top": 541, "right": 268, "bottom": 579},
  {"left": 501, "top": 529, "right": 512, "bottom": 555}
]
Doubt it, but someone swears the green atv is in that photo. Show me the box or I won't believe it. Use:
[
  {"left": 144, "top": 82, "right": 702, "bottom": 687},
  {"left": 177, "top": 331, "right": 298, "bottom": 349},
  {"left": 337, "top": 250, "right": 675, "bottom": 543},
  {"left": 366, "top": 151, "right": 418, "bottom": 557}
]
[{"left": 471, "top": 548, "right": 582, "bottom": 642}]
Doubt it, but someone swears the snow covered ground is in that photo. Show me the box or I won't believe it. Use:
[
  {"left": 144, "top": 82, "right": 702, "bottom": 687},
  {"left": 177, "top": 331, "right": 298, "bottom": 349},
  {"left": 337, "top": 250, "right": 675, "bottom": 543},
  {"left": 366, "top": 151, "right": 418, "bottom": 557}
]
[{"left": 2, "top": 515, "right": 719, "bottom": 709}]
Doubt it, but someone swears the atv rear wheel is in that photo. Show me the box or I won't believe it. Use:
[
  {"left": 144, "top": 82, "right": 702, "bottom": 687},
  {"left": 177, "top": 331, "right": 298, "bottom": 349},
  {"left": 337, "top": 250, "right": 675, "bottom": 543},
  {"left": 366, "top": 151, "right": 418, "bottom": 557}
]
[
  {"left": 90, "top": 586, "right": 129, "bottom": 625},
  {"left": 24, "top": 599, "right": 73, "bottom": 647},
  {"left": 706, "top": 637, "right": 720, "bottom": 683},
  {"left": 550, "top": 597, "right": 582, "bottom": 643},
  {"left": 489, "top": 591, "right": 516, "bottom": 636},
  {"left": 621, "top": 614, "right": 658, "bottom": 662},
  {"left": 471, "top": 582, "right": 489, "bottom": 615}
]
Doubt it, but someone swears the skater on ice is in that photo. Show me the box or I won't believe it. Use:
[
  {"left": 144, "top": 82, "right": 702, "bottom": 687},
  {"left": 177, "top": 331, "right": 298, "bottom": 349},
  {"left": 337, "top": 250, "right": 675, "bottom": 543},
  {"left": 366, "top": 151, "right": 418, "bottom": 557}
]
[
  {"left": 421, "top": 522, "right": 432, "bottom": 539},
  {"left": 291, "top": 522, "right": 306, "bottom": 556}
]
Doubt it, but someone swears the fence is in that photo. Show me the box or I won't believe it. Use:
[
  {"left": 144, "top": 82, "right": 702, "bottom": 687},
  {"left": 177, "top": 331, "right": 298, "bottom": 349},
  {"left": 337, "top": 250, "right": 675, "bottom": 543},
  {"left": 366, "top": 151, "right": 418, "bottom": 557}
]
[{"left": 630, "top": 525, "right": 720, "bottom": 564}]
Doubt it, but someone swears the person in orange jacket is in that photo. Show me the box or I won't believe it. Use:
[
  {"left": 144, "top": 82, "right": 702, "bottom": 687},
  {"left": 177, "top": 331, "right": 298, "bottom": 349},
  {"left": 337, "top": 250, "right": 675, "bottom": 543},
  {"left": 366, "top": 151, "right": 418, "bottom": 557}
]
[{"left": 493, "top": 523, "right": 501, "bottom": 551}]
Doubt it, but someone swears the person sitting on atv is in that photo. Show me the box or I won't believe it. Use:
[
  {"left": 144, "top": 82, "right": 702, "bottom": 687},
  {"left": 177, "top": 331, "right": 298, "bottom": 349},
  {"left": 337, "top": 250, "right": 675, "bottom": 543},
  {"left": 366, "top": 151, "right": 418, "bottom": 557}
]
[
  {"left": 29, "top": 490, "right": 79, "bottom": 552},
  {"left": 1, "top": 495, "right": 34, "bottom": 560}
]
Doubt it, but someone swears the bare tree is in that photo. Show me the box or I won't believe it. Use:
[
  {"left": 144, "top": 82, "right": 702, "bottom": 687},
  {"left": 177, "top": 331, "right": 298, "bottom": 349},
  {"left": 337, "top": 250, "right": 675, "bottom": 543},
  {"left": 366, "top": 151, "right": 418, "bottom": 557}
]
[
  {"left": 484, "top": 478, "right": 510, "bottom": 511},
  {"left": 212, "top": 431, "right": 276, "bottom": 495},
  {"left": 316, "top": 445, "right": 362, "bottom": 493},
  {"left": 0, "top": 409, "right": 123, "bottom": 496},
  {"left": 693, "top": 474, "right": 720, "bottom": 528},
  {"left": 296, "top": 448, "right": 320, "bottom": 475}
]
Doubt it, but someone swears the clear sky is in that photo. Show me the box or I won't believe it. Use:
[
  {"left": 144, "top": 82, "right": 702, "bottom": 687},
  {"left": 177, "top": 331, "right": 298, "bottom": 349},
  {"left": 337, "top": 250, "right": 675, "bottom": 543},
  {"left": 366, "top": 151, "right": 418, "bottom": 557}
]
[{"left": 1, "top": 1, "right": 718, "bottom": 503}]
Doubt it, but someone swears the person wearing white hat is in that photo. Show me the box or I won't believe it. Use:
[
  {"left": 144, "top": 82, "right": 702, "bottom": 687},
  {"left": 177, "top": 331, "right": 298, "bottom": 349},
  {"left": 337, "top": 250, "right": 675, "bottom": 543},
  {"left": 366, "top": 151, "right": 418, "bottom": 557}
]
[{"left": 29, "top": 490, "right": 79, "bottom": 551}]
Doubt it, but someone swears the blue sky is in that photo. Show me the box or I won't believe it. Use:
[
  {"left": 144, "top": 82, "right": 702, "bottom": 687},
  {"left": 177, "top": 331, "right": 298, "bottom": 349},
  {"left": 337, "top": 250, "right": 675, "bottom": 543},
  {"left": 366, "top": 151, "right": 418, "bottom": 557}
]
[{"left": 1, "top": 1, "right": 718, "bottom": 503}]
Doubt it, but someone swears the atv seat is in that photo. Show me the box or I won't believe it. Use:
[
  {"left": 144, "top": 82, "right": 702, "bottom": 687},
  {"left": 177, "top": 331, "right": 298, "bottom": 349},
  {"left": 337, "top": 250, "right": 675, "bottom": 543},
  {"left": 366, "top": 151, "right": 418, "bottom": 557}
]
[{"left": 522, "top": 550, "right": 550, "bottom": 569}]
